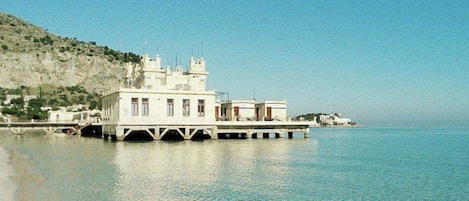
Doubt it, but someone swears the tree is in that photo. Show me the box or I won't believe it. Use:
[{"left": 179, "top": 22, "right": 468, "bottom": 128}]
[
  {"left": 89, "top": 101, "right": 98, "bottom": 110},
  {"left": 1, "top": 107, "right": 21, "bottom": 116},
  {"left": 28, "top": 98, "right": 46, "bottom": 108},
  {"left": 10, "top": 97, "right": 24, "bottom": 106},
  {"left": 48, "top": 98, "right": 58, "bottom": 106},
  {"left": 25, "top": 106, "right": 47, "bottom": 120}
]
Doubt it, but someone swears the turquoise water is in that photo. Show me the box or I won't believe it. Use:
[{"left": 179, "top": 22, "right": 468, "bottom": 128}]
[{"left": 1, "top": 128, "right": 468, "bottom": 200}]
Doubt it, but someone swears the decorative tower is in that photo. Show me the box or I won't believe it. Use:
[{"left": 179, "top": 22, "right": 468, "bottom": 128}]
[
  {"left": 141, "top": 54, "right": 164, "bottom": 89},
  {"left": 189, "top": 57, "right": 207, "bottom": 74},
  {"left": 188, "top": 57, "right": 208, "bottom": 91}
]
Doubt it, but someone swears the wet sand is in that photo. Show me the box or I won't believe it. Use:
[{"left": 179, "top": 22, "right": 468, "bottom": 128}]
[
  {"left": 1, "top": 146, "right": 48, "bottom": 201},
  {"left": 0, "top": 146, "right": 17, "bottom": 201}
]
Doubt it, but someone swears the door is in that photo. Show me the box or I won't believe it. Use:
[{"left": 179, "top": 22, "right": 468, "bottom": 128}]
[
  {"left": 234, "top": 106, "right": 239, "bottom": 120},
  {"left": 267, "top": 107, "right": 272, "bottom": 120},
  {"left": 256, "top": 107, "right": 259, "bottom": 121}
]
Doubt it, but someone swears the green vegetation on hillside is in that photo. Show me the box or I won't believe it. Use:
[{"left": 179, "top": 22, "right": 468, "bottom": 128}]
[
  {"left": 296, "top": 113, "right": 321, "bottom": 123},
  {"left": 0, "top": 85, "right": 101, "bottom": 120},
  {"left": 0, "top": 12, "right": 141, "bottom": 64}
]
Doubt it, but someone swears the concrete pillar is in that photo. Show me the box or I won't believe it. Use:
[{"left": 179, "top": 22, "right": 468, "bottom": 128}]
[
  {"left": 116, "top": 134, "right": 125, "bottom": 141},
  {"left": 116, "top": 127, "right": 126, "bottom": 141},
  {"left": 212, "top": 126, "right": 218, "bottom": 140},
  {"left": 304, "top": 128, "right": 310, "bottom": 138},
  {"left": 276, "top": 132, "right": 284, "bottom": 138},
  {"left": 184, "top": 127, "right": 191, "bottom": 140},
  {"left": 246, "top": 130, "right": 253, "bottom": 138},
  {"left": 154, "top": 126, "right": 161, "bottom": 140}
]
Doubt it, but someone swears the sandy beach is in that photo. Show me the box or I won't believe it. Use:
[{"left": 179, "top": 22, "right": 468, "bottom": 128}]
[
  {"left": 0, "top": 144, "right": 48, "bottom": 201},
  {"left": 0, "top": 146, "right": 16, "bottom": 201}
]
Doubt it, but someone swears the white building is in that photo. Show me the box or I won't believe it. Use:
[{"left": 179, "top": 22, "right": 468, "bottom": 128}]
[
  {"left": 48, "top": 107, "right": 100, "bottom": 123},
  {"left": 319, "top": 113, "right": 352, "bottom": 126},
  {"left": 101, "top": 54, "right": 299, "bottom": 141},
  {"left": 3, "top": 95, "right": 37, "bottom": 107},
  {"left": 256, "top": 100, "right": 288, "bottom": 121},
  {"left": 3, "top": 95, "right": 21, "bottom": 105},
  {"left": 101, "top": 55, "right": 217, "bottom": 140},
  {"left": 220, "top": 100, "right": 256, "bottom": 121}
]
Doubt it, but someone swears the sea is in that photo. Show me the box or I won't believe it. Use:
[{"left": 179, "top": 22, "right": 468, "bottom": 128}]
[{"left": 0, "top": 127, "right": 468, "bottom": 201}]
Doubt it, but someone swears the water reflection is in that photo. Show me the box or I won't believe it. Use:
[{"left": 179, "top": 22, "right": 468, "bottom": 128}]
[
  {"left": 1, "top": 130, "right": 319, "bottom": 200},
  {"left": 113, "top": 138, "right": 318, "bottom": 200}
]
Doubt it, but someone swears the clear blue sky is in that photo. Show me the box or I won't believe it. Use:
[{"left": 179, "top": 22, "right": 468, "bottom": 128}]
[{"left": 2, "top": 0, "right": 468, "bottom": 127}]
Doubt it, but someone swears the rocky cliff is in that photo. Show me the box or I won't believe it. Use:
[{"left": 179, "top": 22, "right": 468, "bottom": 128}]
[{"left": 0, "top": 12, "right": 140, "bottom": 94}]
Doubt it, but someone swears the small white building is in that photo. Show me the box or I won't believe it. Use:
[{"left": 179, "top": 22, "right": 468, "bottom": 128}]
[
  {"left": 3, "top": 95, "right": 37, "bottom": 107},
  {"left": 319, "top": 113, "right": 352, "bottom": 126},
  {"left": 220, "top": 100, "right": 256, "bottom": 121},
  {"left": 23, "top": 95, "right": 38, "bottom": 103},
  {"left": 256, "top": 100, "right": 288, "bottom": 121},
  {"left": 3, "top": 95, "right": 21, "bottom": 105},
  {"left": 48, "top": 108, "right": 100, "bottom": 123}
]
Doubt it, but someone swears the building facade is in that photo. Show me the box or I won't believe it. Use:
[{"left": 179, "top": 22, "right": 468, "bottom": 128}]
[
  {"left": 256, "top": 100, "right": 288, "bottom": 121},
  {"left": 220, "top": 100, "right": 256, "bottom": 121},
  {"left": 319, "top": 113, "right": 352, "bottom": 126},
  {"left": 102, "top": 55, "right": 217, "bottom": 140}
]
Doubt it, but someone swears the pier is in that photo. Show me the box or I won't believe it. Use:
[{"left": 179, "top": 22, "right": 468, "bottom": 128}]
[
  {"left": 101, "top": 121, "right": 314, "bottom": 141},
  {"left": 0, "top": 121, "right": 314, "bottom": 140},
  {"left": 0, "top": 121, "right": 97, "bottom": 135},
  {"left": 216, "top": 121, "right": 312, "bottom": 139},
  {"left": 1, "top": 120, "right": 313, "bottom": 141}
]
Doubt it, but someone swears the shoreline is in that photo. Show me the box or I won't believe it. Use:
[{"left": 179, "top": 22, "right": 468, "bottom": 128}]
[
  {"left": 0, "top": 145, "right": 17, "bottom": 201},
  {"left": 0, "top": 145, "right": 48, "bottom": 201}
]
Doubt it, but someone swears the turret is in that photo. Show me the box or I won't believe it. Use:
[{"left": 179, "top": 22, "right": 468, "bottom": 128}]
[
  {"left": 141, "top": 54, "right": 162, "bottom": 71},
  {"left": 189, "top": 57, "right": 208, "bottom": 75}
]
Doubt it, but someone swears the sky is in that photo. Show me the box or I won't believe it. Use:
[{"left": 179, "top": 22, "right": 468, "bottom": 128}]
[{"left": 1, "top": 0, "right": 468, "bottom": 127}]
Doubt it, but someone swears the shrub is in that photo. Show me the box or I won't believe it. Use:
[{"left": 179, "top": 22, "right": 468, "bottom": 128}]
[{"left": 1, "top": 107, "right": 21, "bottom": 116}]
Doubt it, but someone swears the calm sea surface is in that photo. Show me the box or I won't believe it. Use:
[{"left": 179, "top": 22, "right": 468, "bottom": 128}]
[{"left": 1, "top": 128, "right": 468, "bottom": 200}]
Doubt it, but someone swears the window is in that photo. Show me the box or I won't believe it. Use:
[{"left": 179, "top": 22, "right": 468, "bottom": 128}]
[
  {"left": 131, "top": 98, "right": 138, "bottom": 115},
  {"left": 198, "top": 100, "right": 205, "bottom": 116},
  {"left": 183, "top": 99, "right": 190, "bottom": 116},
  {"left": 142, "top": 98, "right": 149, "bottom": 116},
  {"left": 167, "top": 99, "right": 174, "bottom": 116}
]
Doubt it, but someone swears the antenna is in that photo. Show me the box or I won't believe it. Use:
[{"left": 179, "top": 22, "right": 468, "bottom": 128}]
[
  {"left": 143, "top": 39, "right": 148, "bottom": 54},
  {"left": 253, "top": 89, "right": 256, "bottom": 101},
  {"left": 191, "top": 48, "right": 194, "bottom": 57}
]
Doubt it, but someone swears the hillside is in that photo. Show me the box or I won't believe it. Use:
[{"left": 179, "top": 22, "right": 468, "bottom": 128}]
[{"left": 0, "top": 12, "right": 140, "bottom": 94}]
